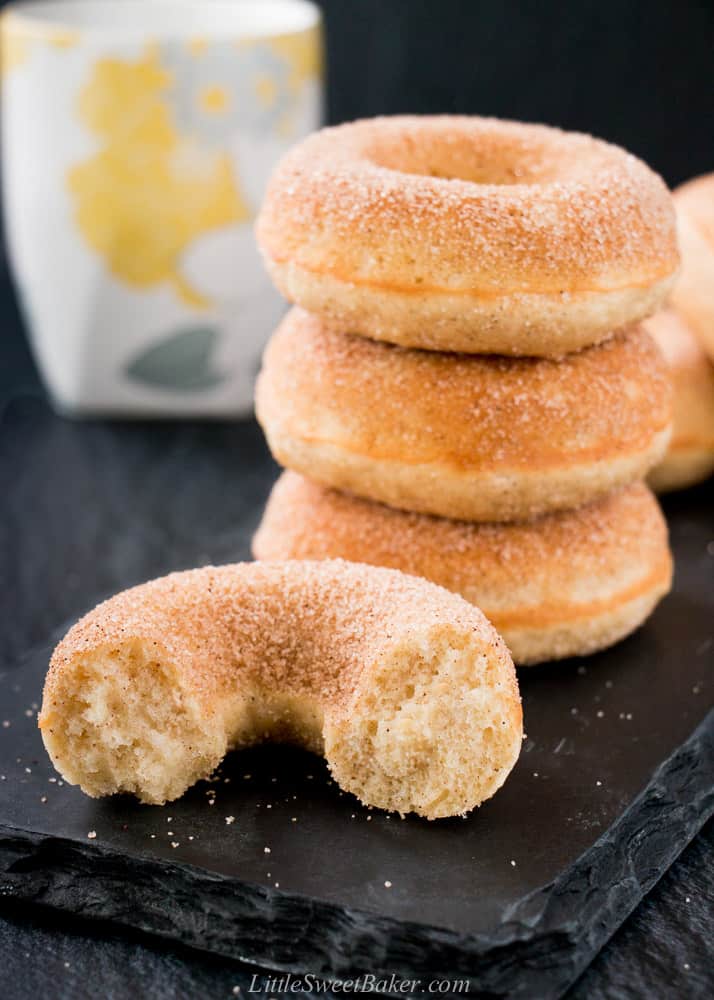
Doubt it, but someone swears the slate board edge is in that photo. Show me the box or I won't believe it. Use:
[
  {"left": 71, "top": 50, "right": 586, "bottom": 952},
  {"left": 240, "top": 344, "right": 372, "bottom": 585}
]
[{"left": 1, "top": 711, "right": 711, "bottom": 1000}]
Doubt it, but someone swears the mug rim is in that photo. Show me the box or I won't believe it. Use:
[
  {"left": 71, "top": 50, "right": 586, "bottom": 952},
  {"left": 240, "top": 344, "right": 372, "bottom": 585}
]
[{"left": 2, "top": 0, "right": 321, "bottom": 41}]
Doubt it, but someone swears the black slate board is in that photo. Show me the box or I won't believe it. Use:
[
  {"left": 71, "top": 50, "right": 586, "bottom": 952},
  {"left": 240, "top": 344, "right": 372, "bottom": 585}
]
[{"left": 1, "top": 397, "right": 713, "bottom": 1000}]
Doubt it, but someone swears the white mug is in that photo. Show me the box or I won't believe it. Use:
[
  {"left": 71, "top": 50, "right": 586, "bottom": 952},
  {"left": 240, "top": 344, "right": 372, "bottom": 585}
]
[{"left": 1, "top": 0, "right": 322, "bottom": 416}]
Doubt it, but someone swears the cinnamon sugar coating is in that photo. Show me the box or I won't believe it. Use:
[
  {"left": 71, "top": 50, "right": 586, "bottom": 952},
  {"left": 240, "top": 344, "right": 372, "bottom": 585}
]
[
  {"left": 254, "top": 476, "right": 673, "bottom": 665},
  {"left": 255, "top": 308, "right": 673, "bottom": 521},
  {"left": 645, "top": 309, "right": 714, "bottom": 491},
  {"left": 670, "top": 174, "right": 714, "bottom": 363},
  {"left": 39, "top": 560, "right": 522, "bottom": 818},
  {"left": 675, "top": 174, "right": 714, "bottom": 249},
  {"left": 256, "top": 116, "right": 678, "bottom": 356}
]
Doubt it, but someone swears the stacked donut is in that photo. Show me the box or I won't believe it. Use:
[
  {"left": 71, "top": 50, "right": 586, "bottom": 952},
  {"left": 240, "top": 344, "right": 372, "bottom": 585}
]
[
  {"left": 253, "top": 116, "right": 680, "bottom": 666},
  {"left": 646, "top": 173, "right": 714, "bottom": 492}
]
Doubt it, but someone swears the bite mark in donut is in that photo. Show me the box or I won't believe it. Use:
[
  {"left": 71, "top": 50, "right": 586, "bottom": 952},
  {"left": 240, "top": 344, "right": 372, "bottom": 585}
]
[{"left": 39, "top": 560, "right": 522, "bottom": 819}]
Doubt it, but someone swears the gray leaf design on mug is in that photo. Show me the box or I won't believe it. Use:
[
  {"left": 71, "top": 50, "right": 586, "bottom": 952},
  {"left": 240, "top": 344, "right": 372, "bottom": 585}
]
[{"left": 125, "top": 327, "right": 225, "bottom": 391}]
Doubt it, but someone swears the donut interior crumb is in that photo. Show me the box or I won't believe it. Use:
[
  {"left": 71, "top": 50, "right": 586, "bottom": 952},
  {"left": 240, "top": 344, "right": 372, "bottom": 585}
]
[{"left": 39, "top": 562, "right": 522, "bottom": 819}]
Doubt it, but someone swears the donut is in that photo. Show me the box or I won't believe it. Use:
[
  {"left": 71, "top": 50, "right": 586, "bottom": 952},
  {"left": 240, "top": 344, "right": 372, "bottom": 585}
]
[
  {"left": 254, "top": 475, "right": 673, "bottom": 666},
  {"left": 645, "top": 309, "right": 714, "bottom": 492},
  {"left": 670, "top": 174, "right": 714, "bottom": 362},
  {"left": 256, "top": 116, "right": 678, "bottom": 357},
  {"left": 39, "top": 560, "right": 522, "bottom": 819},
  {"left": 255, "top": 308, "right": 673, "bottom": 522}
]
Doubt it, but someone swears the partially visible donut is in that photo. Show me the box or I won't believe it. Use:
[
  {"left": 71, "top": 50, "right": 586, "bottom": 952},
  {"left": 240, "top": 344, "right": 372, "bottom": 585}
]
[
  {"left": 645, "top": 309, "right": 714, "bottom": 492},
  {"left": 255, "top": 308, "right": 673, "bottom": 522},
  {"left": 254, "top": 474, "right": 673, "bottom": 666},
  {"left": 39, "top": 560, "right": 522, "bottom": 819},
  {"left": 670, "top": 174, "right": 714, "bottom": 362},
  {"left": 256, "top": 116, "right": 678, "bottom": 357}
]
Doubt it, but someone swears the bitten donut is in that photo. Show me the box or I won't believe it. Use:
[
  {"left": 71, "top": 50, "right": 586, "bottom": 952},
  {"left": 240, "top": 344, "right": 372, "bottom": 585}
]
[
  {"left": 670, "top": 174, "right": 714, "bottom": 362},
  {"left": 256, "top": 116, "right": 678, "bottom": 357},
  {"left": 645, "top": 310, "right": 714, "bottom": 492},
  {"left": 39, "top": 560, "right": 522, "bottom": 819},
  {"left": 255, "top": 309, "right": 673, "bottom": 522},
  {"left": 254, "top": 475, "right": 673, "bottom": 666}
]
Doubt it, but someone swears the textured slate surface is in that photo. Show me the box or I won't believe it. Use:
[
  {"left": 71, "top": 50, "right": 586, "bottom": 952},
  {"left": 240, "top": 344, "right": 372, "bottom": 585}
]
[
  {"left": 1, "top": 393, "right": 713, "bottom": 998},
  {"left": 3, "top": 826, "right": 711, "bottom": 1000}
]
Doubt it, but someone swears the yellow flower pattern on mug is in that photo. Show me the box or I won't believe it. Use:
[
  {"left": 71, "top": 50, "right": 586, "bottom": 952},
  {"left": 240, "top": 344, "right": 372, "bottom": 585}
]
[
  {"left": 160, "top": 40, "right": 292, "bottom": 147},
  {"left": 3, "top": 15, "right": 320, "bottom": 308},
  {"left": 67, "top": 46, "right": 250, "bottom": 308}
]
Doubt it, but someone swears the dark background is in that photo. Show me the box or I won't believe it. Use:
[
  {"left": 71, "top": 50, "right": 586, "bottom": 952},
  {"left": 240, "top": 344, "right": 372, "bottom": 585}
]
[{"left": 316, "top": 0, "right": 714, "bottom": 187}]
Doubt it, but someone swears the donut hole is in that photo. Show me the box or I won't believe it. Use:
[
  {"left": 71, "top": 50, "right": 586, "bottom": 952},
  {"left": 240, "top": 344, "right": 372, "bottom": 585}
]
[
  {"left": 325, "top": 627, "right": 520, "bottom": 819},
  {"left": 41, "top": 641, "right": 226, "bottom": 804},
  {"left": 226, "top": 690, "right": 324, "bottom": 756},
  {"left": 361, "top": 122, "right": 578, "bottom": 186}
]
